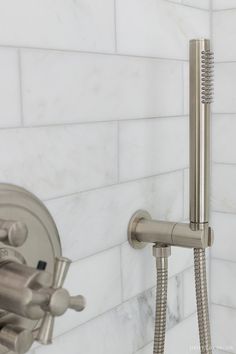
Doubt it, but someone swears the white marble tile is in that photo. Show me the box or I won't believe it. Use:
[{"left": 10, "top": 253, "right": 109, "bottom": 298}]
[
  {"left": 183, "top": 168, "right": 189, "bottom": 220},
  {"left": 213, "top": 0, "right": 236, "bottom": 9},
  {"left": 182, "top": 0, "right": 210, "bottom": 9},
  {"left": 213, "top": 11, "right": 236, "bottom": 62},
  {"left": 130, "top": 289, "right": 156, "bottom": 350},
  {"left": 0, "top": 0, "right": 115, "bottom": 52},
  {"left": 211, "top": 259, "right": 236, "bottom": 308},
  {"left": 169, "top": 246, "right": 193, "bottom": 277},
  {"left": 21, "top": 50, "right": 183, "bottom": 126},
  {"left": 183, "top": 62, "right": 189, "bottom": 116},
  {"left": 116, "top": 0, "right": 209, "bottom": 59},
  {"left": 165, "top": 315, "right": 200, "bottom": 354},
  {"left": 166, "top": 0, "right": 182, "bottom": 3},
  {"left": 0, "top": 48, "right": 21, "bottom": 127},
  {"left": 135, "top": 343, "right": 153, "bottom": 354},
  {"left": 121, "top": 240, "right": 192, "bottom": 300},
  {"left": 121, "top": 242, "right": 155, "bottom": 300},
  {"left": 37, "top": 282, "right": 185, "bottom": 354},
  {"left": 35, "top": 307, "right": 133, "bottom": 354},
  {"left": 212, "top": 164, "right": 236, "bottom": 213},
  {"left": 0, "top": 123, "right": 117, "bottom": 200},
  {"left": 167, "top": 274, "right": 183, "bottom": 328},
  {"left": 55, "top": 247, "right": 122, "bottom": 336},
  {"left": 182, "top": 267, "right": 197, "bottom": 317},
  {"left": 46, "top": 170, "right": 183, "bottom": 261},
  {"left": 119, "top": 117, "right": 188, "bottom": 181},
  {"left": 211, "top": 212, "right": 236, "bottom": 261},
  {"left": 213, "top": 64, "right": 236, "bottom": 114},
  {"left": 213, "top": 116, "right": 236, "bottom": 163},
  {"left": 35, "top": 288, "right": 156, "bottom": 354},
  {"left": 212, "top": 305, "right": 236, "bottom": 353}
]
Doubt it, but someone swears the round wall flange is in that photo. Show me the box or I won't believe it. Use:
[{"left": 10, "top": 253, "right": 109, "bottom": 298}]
[
  {"left": 0, "top": 184, "right": 62, "bottom": 354},
  {"left": 128, "top": 210, "right": 151, "bottom": 249}
]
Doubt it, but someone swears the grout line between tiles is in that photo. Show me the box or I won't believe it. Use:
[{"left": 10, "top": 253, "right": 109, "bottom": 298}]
[
  {"left": 2, "top": 44, "right": 189, "bottom": 63},
  {"left": 182, "top": 169, "right": 186, "bottom": 220},
  {"left": 213, "top": 7, "right": 236, "bottom": 12},
  {"left": 113, "top": 0, "right": 118, "bottom": 53},
  {"left": 212, "top": 302, "right": 236, "bottom": 311},
  {"left": 212, "top": 161, "right": 236, "bottom": 166},
  {"left": 44, "top": 167, "right": 188, "bottom": 203},
  {"left": 17, "top": 49, "right": 24, "bottom": 126},
  {"left": 213, "top": 112, "right": 236, "bottom": 115},
  {"left": 117, "top": 121, "right": 120, "bottom": 183},
  {"left": 179, "top": 271, "right": 185, "bottom": 320},
  {"left": 212, "top": 257, "right": 236, "bottom": 265},
  {"left": 212, "top": 209, "right": 236, "bottom": 216},
  {"left": 133, "top": 341, "right": 153, "bottom": 354},
  {"left": 181, "top": 62, "right": 186, "bottom": 115},
  {"left": 212, "top": 208, "right": 236, "bottom": 215},
  {"left": 214, "top": 61, "right": 236, "bottom": 64},
  {"left": 119, "top": 245, "right": 125, "bottom": 302},
  {"left": 181, "top": 268, "right": 186, "bottom": 320},
  {"left": 165, "top": 0, "right": 209, "bottom": 11},
  {"left": 0, "top": 114, "right": 188, "bottom": 131}
]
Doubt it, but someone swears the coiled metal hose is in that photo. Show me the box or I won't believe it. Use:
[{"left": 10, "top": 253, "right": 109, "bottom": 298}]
[
  {"left": 152, "top": 247, "right": 212, "bottom": 354},
  {"left": 153, "top": 246, "right": 170, "bottom": 354},
  {"left": 194, "top": 248, "right": 212, "bottom": 354}
]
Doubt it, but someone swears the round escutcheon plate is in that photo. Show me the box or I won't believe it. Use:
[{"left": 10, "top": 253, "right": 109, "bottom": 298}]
[
  {"left": 0, "top": 184, "right": 62, "bottom": 353},
  {"left": 128, "top": 210, "right": 152, "bottom": 249}
]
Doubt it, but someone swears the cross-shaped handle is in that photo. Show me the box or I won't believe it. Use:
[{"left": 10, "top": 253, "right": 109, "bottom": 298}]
[{"left": 37, "top": 257, "right": 86, "bottom": 345}]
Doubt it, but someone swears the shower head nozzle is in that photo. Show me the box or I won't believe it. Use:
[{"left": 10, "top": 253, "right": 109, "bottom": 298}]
[{"left": 201, "top": 49, "right": 214, "bottom": 104}]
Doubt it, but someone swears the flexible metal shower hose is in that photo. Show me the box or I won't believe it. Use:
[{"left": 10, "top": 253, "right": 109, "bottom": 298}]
[
  {"left": 153, "top": 257, "right": 168, "bottom": 354},
  {"left": 153, "top": 249, "right": 211, "bottom": 354},
  {"left": 194, "top": 248, "right": 212, "bottom": 354}
]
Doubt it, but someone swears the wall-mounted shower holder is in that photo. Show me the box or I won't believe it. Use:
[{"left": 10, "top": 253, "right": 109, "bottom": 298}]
[
  {"left": 128, "top": 39, "right": 214, "bottom": 354},
  {"left": 0, "top": 184, "right": 86, "bottom": 354},
  {"left": 128, "top": 210, "right": 214, "bottom": 250}
]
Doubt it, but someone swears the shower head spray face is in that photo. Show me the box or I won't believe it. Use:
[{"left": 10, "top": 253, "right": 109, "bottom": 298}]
[{"left": 201, "top": 49, "right": 214, "bottom": 104}]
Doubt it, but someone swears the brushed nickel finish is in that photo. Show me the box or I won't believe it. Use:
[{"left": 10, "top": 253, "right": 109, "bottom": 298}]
[
  {"left": 128, "top": 210, "right": 213, "bottom": 249},
  {"left": 128, "top": 210, "right": 151, "bottom": 249},
  {"left": 189, "top": 39, "right": 213, "bottom": 227},
  {"left": 0, "top": 184, "right": 86, "bottom": 354},
  {"left": 0, "top": 325, "right": 34, "bottom": 354},
  {"left": 0, "top": 220, "right": 28, "bottom": 247},
  {"left": 152, "top": 245, "right": 171, "bottom": 259},
  {"left": 190, "top": 39, "right": 213, "bottom": 354},
  {"left": 0, "top": 184, "right": 61, "bottom": 354},
  {"left": 37, "top": 257, "right": 85, "bottom": 345}
]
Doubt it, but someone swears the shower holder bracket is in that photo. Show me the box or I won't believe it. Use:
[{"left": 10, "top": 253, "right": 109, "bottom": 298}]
[{"left": 128, "top": 210, "right": 214, "bottom": 250}]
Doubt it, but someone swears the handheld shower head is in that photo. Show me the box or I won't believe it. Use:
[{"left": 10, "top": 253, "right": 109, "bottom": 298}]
[
  {"left": 190, "top": 39, "right": 214, "bottom": 354},
  {"left": 189, "top": 39, "right": 214, "bottom": 227}
]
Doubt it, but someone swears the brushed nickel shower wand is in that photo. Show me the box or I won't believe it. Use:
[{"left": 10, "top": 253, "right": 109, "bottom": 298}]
[{"left": 128, "top": 39, "right": 214, "bottom": 354}]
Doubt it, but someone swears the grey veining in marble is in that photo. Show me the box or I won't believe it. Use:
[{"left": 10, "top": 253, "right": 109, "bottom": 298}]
[{"left": 167, "top": 274, "right": 183, "bottom": 329}]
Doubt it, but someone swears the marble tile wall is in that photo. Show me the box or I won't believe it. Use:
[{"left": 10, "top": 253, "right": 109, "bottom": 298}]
[
  {"left": 211, "top": 1, "right": 236, "bottom": 353},
  {"left": 0, "top": 0, "right": 210, "bottom": 353}
]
